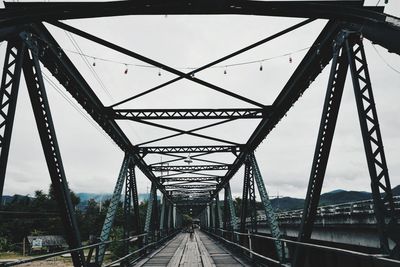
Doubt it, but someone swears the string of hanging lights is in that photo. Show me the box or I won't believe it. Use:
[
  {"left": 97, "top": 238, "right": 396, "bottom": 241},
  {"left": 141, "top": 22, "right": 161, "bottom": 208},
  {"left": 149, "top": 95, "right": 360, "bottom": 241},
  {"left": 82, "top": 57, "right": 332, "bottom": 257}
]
[
  {"left": 29, "top": 32, "right": 310, "bottom": 76},
  {"left": 67, "top": 46, "right": 307, "bottom": 75}
]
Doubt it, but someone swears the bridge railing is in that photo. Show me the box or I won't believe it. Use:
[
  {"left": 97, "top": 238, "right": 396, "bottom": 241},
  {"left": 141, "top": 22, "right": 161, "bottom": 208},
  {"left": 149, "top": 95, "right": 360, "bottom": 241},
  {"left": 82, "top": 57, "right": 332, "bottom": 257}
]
[
  {"left": 0, "top": 229, "right": 179, "bottom": 267},
  {"left": 242, "top": 196, "right": 400, "bottom": 224},
  {"left": 203, "top": 228, "right": 400, "bottom": 267}
]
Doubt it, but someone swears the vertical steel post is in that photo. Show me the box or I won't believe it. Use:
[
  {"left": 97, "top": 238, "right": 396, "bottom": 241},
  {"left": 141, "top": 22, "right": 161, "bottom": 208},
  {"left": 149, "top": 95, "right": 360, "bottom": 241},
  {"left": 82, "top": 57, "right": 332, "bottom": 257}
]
[
  {"left": 207, "top": 203, "right": 211, "bottom": 229},
  {"left": 223, "top": 189, "right": 228, "bottom": 232},
  {"left": 0, "top": 40, "right": 25, "bottom": 201},
  {"left": 248, "top": 168, "right": 257, "bottom": 232},
  {"left": 215, "top": 194, "right": 221, "bottom": 230},
  {"left": 173, "top": 203, "right": 177, "bottom": 229},
  {"left": 225, "top": 183, "right": 238, "bottom": 231},
  {"left": 240, "top": 159, "right": 251, "bottom": 234},
  {"left": 167, "top": 201, "right": 172, "bottom": 232},
  {"left": 129, "top": 161, "right": 141, "bottom": 236},
  {"left": 160, "top": 194, "right": 166, "bottom": 236},
  {"left": 211, "top": 199, "right": 215, "bottom": 229},
  {"left": 293, "top": 32, "right": 349, "bottom": 267},
  {"left": 22, "top": 44, "right": 85, "bottom": 267},
  {"left": 250, "top": 153, "right": 283, "bottom": 261},
  {"left": 346, "top": 33, "right": 400, "bottom": 258},
  {"left": 144, "top": 183, "right": 156, "bottom": 243},
  {"left": 123, "top": 161, "right": 133, "bottom": 258},
  {"left": 97, "top": 154, "right": 130, "bottom": 265}
]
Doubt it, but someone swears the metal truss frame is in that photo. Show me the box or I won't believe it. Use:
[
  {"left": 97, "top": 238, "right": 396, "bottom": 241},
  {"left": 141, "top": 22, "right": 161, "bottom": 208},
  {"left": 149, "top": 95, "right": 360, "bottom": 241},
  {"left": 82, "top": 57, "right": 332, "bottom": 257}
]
[
  {"left": 346, "top": 33, "right": 400, "bottom": 258},
  {"left": 152, "top": 164, "right": 230, "bottom": 172},
  {"left": 144, "top": 183, "right": 157, "bottom": 244},
  {"left": 113, "top": 108, "right": 268, "bottom": 120},
  {"left": 294, "top": 31, "right": 400, "bottom": 266},
  {"left": 293, "top": 31, "right": 349, "bottom": 267},
  {"left": 138, "top": 145, "right": 240, "bottom": 155},
  {"left": 249, "top": 153, "right": 283, "bottom": 261},
  {"left": 97, "top": 154, "right": 130, "bottom": 265},
  {"left": 22, "top": 43, "right": 86, "bottom": 267},
  {"left": 0, "top": 1, "right": 399, "bottom": 266},
  {"left": 0, "top": 40, "right": 24, "bottom": 201}
]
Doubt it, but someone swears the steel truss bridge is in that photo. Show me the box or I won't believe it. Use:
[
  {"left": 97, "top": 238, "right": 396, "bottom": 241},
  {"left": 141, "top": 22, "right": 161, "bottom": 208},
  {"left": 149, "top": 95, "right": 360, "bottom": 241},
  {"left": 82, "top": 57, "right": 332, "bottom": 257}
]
[{"left": 0, "top": 1, "right": 399, "bottom": 267}]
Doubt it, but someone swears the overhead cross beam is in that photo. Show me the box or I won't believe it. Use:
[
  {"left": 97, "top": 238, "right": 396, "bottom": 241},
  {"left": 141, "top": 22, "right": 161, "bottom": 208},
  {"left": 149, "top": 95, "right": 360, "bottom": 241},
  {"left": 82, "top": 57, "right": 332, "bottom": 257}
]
[
  {"left": 161, "top": 177, "right": 221, "bottom": 182},
  {"left": 138, "top": 145, "right": 241, "bottom": 154},
  {"left": 165, "top": 184, "right": 217, "bottom": 189},
  {"left": 152, "top": 165, "right": 230, "bottom": 172},
  {"left": 113, "top": 108, "right": 268, "bottom": 120}
]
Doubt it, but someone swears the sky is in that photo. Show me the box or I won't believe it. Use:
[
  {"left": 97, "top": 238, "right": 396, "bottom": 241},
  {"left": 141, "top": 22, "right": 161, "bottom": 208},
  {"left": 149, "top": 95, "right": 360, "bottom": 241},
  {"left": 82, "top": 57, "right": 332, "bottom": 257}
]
[{"left": 2, "top": 0, "right": 400, "bottom": 200}]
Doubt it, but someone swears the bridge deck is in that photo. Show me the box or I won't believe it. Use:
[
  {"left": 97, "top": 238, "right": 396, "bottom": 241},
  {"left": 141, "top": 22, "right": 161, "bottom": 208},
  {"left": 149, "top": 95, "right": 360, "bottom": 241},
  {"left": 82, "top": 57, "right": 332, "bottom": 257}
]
[{"left": 134, "top": 230, "right": 250, "bottom": 267}]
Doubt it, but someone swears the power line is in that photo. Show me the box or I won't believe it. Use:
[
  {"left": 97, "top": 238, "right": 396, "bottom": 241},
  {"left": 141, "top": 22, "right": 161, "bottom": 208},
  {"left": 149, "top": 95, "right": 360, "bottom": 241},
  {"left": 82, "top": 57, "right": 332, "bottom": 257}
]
[
  {"left": 63, "top": 45, "right": 308, "bottom": 71},
  {"left": 42, "top": 72, "right": 118, "bottom": 148},
  {"left": 64, "top": 31, "right": 114, "bottom": 101},
  {"left": 371, "top": 43, "right": 400, "bottom": 75}
]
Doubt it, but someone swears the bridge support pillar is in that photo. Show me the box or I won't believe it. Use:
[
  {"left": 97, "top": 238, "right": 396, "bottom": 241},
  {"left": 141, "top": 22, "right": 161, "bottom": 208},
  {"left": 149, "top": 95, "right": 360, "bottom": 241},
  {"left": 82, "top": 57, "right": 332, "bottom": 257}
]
[
  {"left": 294, "top": 31, "right": 400, "bottom": 266},
  {"left": 214, "top": 194, "right": 221, "bottom": 230},
  {"left": 173, "top": 203, "right": 177, "bottom": 229},
  {"left": 144, "top": 182, "right": 157, "bottom": 243},
  {"left": 249, "top": 153, "right": 283, "bottom": 261},
  {"left": 22, "top": 41, "right": 86, "bottom": 267},
  {"left": 97, "top": 154, "right": 130, "bottom": 265},
  {"left": 346, "top": 33, "right": 400, "bottom": 258},
  {"left": 160, "top": 193, "right": 167, "bottom": 236},
  {"left": 207, "top": 203, "right": 211, "bottom": 229},
  {"left": 0, "top": 40, "right": 25, "bottom": 202}
]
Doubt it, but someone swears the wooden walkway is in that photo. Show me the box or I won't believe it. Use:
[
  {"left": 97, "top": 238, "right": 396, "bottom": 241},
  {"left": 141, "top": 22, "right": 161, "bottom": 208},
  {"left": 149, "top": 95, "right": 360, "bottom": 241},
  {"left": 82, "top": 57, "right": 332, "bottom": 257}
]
[{"left": 134, "top": 230, "right": 251, "bottom": 267}]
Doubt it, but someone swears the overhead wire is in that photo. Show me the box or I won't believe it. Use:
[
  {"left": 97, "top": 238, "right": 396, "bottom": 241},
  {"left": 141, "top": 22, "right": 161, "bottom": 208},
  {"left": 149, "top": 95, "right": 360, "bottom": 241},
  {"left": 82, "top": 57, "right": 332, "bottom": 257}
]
[
  {"left": 63, "top": 31, "right": 144, "bottom": 143},
  {"left": 370, "top": 43, "right": 400, "bottom": 75},
  {"left": 42, "top": 71, "right": 118, "bottom": 148},
  {"left": 62, "top": 45, "right": 309, "bottom": 71},
  {"left": 64, "top": 31, "right": 114, "bottom": 101}
]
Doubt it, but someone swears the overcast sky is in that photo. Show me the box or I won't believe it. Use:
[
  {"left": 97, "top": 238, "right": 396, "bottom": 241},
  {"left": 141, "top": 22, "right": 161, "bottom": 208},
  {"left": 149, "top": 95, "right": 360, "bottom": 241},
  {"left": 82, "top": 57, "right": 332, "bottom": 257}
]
[{"left": 2, "top": 0, "right": 400, "bottom": 200}]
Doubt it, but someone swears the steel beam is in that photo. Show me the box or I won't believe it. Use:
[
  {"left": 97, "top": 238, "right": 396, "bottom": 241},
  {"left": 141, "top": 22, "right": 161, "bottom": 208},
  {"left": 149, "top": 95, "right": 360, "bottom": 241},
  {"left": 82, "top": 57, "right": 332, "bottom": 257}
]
[
  {"left": 161, "top": 177, "right": 220, "bottom": 182},
  {"left": 0, "top": 40, "right": 24, "bottom": 201},
  {"left": 129, "top": 162, "right": 141, "bottom": 236},
  {"left": 248, "top": 161, "right": 257, "bottom": 233},
  {"left": 144, "top": 183, "right": 157, "bottom": 243},
  {"left": 213, "top": 20, "right": 342, "bottom": 198},
  {"left": 346, "top": 33, "right": 400, "bottom": 258},
  {"left": 240, "top": 158, "right": 251, "bottom": 234},
  {"left": 5, "top": 2, "right": 386, "bottom": 27},
  {"left": 152, "top": 165, "right": 230, "bottom": 172},
  {"left": 22, "top": 44, "right": 85, "bottom": 267},
  {"left": 97, "top": 154, "right": 130, "bottom": 265},
  {"left": 123, "top": 159, "right": 132, "bottom": 258},
  {"left": 50, "top": 20, "right": 265, "bottom": 108},
  {"left": 113, "top": 108, "right": 267, "bottom": 120},
  {"left": 250, "top": 153, "right": 283, "bottom": 261},
  {"left": 165, "top": 184, "right": 216, "bottom": 189},
  {"left": 138, "top": 145, "right": 240, "bottom": 154},
  {"left": 225, "top": 183, "right": 238, "bottom": 231},
  {"left": 293, "top": 31, "right": 349, "bottom": 267},
  {"left": 20, "top": 24, "right": 172, "bottom": 201}
]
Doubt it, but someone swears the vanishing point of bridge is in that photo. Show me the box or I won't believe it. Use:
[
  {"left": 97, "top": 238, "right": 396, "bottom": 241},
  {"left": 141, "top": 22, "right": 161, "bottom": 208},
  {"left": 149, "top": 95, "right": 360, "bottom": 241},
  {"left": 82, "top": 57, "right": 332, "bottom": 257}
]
[{"left": 0, "top": 1, "right": 400, "bottom": 267}]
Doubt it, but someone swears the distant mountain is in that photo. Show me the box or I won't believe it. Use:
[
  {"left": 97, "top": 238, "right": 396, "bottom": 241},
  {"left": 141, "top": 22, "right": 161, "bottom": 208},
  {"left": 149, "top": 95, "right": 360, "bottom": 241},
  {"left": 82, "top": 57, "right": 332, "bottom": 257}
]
[
  {"left": 268, "top": 184, "right": 400, "bottom": 212},
  {"left": 326, "top": 189, "right": 346, "bottom": 194},
  {"left": 1, "top": 194, "right": 33, "bottom": 205},
  {"left": 319, "top": 190, "right": 371, "bottom": 206},
  {"left": 77, "top": 193, "right": 112, "bottom": 203},
  {"left": 270, "top": 197, "right": 304, "bottom": 211},
  {"left": 75, "top": 192, "right": 157, "bottom": 210},
  {"left": 392, "top": 185, "right": 400, "bottom": 196}
]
